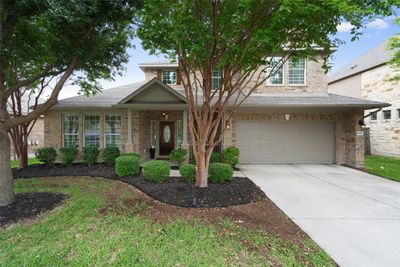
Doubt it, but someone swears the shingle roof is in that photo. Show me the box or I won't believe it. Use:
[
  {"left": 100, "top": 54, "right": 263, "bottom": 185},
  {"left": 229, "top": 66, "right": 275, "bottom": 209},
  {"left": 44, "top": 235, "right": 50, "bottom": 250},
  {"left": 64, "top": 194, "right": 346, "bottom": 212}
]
[
  {"left": 328, "top": 39, "right": 397, "bottom": 84},
  {"left": 238, "top": 93, "right": 388, "bottom": 108},
  {"left": 54, "top": 81, "right": 148, "bottom": 108},
  {"left": 53, "top": 80, "right": 388, "bottom": 109}
]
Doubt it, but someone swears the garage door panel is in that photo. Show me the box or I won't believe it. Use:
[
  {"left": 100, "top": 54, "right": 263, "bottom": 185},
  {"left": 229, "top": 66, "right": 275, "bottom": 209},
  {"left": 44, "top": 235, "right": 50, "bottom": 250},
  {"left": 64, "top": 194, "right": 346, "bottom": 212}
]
[{"left": 236, "top": 121, "right": 335, "bottom": 163}]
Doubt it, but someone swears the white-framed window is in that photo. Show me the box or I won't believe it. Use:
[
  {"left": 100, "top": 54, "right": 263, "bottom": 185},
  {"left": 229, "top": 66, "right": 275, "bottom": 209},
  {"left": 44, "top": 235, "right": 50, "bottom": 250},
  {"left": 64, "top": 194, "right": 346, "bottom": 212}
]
[
  {"left": 370, "top": 112, "right": 378, "bottom": 121},
  {"left": 288, "top": 57, "right": 306, "bottom": 85},
  {"left": 62, "top": 113, "right": 79, "bottom": 148},
  {"left": 105, "top": 113, "right": 121, "bottom": 147},
  {"left": 150, "top": 120, "right": 158, "bottom": 147},
  {"left": 176, "top": 120, "right": 183, "bottom": 146},
  {"left": 84, "top": 114, "right": 100, "bottom": 147},
  {"left": 383, "top": 110, "right": 391, "bottom": 120},
  {"left": 212, "top": 69, "right": 222, "bottom": 90},
  {"left": 266, "top": 57, "right": 284, "bottom": 85},
  {"left": 162, "top": 71, "right": 176, "bottom": 85}
]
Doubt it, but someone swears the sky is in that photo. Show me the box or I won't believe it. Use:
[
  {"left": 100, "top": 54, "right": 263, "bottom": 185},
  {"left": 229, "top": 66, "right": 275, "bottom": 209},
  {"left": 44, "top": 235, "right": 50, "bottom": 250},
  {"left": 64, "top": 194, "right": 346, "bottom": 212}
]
[{"left": 58, "top": 16, "right": 399, "bottom": 100}]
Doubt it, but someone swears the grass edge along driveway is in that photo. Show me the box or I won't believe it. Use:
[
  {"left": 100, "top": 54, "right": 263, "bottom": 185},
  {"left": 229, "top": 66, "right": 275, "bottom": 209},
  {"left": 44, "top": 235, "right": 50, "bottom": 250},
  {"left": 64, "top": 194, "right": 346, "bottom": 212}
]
[{"left": 365, "top": 155, "right": 400, "bottom": 182}]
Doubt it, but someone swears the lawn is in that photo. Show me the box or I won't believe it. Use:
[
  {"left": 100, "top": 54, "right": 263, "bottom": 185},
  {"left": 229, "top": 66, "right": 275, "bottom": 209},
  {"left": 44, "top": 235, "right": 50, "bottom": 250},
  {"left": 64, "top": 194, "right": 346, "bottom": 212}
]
[
  {"left": 0, "top": 177, "right": 333, "bottom": 266},
  {"left": 365, "top": 155, "right": 400, "bottom": 182},
  {"left": 10, "top": 158, "right": 42, "bottom": 169}
]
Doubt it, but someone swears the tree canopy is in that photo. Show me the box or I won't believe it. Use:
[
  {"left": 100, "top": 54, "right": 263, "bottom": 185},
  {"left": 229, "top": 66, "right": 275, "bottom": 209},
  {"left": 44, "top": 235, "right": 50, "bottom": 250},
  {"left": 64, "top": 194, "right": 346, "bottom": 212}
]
[
  {"left": 0, "top": 0, "right": 139, "bottom": 206},
  {"left": 388, "top": 17, "right": 400, "bottom": 80}
]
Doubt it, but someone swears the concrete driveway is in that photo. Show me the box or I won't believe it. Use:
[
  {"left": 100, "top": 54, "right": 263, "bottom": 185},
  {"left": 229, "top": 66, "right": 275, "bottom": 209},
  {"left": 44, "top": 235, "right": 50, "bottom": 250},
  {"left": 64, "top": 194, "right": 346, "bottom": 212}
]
[{"left": 240, "top": 164, "right": 400, "bottom": 267}]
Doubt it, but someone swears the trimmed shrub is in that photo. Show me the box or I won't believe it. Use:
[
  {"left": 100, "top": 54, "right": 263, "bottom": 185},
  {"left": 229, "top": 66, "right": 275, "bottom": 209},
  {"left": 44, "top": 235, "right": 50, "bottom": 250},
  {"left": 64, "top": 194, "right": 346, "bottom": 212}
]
[
  {"left": 83, "top": 146, "right": 100, "bottom": 166},
  {"left": 142, "top": 160, "right": 170, "bottom": 182},
  {"left": 35, "top": 147, "right": 57, "bottom": 166},
  {"left": 102, "top": 147, "right": 120, "bottom": 165},
  {"left": 115, "top": 155, "right": 140, "bottom": 177},
  {"left": 59, "top": 147, "right": 77, "bottom": 166},
  {"left": 170, "top": 147, "right": 187, "bottom": 165},
  {"left": 209, "top": 163, "right": 233, "bottom": 183},
  {"left": 210, "top": 152, "right": 221, "bottom": 163},
  {"left": 222, "top": 146, "right": 240, "bottom": 167},
  {"left": 179, "top": 164, "right": 196, "bottom": 182}
]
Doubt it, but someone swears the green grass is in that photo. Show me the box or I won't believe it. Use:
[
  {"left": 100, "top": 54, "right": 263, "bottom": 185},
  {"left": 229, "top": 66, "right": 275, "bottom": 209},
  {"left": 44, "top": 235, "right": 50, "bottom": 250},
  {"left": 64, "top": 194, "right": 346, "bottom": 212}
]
[
  {"left": 0, "top": 177, "right": 333, "bottom": 266},
  {"left": 10, "top": 158, "right": 42, "bottom": 169},
  {"left": 365, "top": 155, "right": 400, "bottom": 182}
]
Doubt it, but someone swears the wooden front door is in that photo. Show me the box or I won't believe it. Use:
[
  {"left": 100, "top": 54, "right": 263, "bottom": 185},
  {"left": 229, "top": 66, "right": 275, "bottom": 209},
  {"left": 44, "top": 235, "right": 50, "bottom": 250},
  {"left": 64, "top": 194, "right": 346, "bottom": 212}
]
[{"left": 159, "top": 121, "right": 175, "bottom": 156}]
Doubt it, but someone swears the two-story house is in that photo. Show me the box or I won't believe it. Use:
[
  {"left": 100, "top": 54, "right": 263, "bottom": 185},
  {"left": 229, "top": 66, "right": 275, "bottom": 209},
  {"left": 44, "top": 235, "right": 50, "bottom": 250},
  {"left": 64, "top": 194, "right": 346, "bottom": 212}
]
[
  {"left": 43, "top": 55, "right": 388, "bottom": 168},
  {"left": 328, "top": 40, "right": 400, "bottom": 158}
]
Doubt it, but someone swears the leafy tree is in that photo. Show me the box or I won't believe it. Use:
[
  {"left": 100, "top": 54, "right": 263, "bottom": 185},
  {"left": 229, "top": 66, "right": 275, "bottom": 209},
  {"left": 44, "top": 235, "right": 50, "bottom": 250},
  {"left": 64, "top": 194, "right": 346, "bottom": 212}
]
[
  {"left": 0, "top": 0, "right": 139, "bottom": 206},
  {"left": 137, "top": 0, "right": 395, "bottom": 187},
  {"left": 388, "top": 17, "right": 400, "bottom": 80}
]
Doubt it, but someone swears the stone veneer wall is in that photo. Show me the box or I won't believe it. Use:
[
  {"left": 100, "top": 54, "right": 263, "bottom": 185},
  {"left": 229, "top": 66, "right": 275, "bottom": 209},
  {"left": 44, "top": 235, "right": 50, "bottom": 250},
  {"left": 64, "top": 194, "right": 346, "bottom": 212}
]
[
  {"left": 361, "top": 64, "right": 400, "bottom": 158},
  {"left": 223, "top": 110, "right": 365, "bottom": 168}
]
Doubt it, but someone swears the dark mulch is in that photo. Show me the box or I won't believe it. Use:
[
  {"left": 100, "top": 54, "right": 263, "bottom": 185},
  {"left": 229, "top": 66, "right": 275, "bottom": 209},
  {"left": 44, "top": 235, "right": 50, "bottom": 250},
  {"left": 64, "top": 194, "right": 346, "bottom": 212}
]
[
  {"left": 13, "top": 163, "right": 265, "bottom": 208},
  {"left": 0, "top": 192, "right": 69, "bottom": 227}
]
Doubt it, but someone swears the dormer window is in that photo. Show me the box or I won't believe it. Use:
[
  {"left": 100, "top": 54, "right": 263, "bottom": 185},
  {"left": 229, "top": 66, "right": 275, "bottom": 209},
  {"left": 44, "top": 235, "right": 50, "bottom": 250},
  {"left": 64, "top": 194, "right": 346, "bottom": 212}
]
[
  {"left": 162, "top": 71, "right": 176, "bottom": 85},
  {"left": 266, "top": 57, "right": 284, "bottom": 85},
  {"left": 212, "top": 69, "right": 222, "bottom": 90},
  {"left": 288, "top": 58, "right": 306, "bottom": 85}
]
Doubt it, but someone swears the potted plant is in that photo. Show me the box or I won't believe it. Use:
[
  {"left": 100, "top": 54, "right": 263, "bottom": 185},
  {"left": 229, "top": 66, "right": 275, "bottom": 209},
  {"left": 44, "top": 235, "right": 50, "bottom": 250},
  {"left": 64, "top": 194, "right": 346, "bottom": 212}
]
[{"left": 149, "top": 145, "right": 156, "bottom": 159}]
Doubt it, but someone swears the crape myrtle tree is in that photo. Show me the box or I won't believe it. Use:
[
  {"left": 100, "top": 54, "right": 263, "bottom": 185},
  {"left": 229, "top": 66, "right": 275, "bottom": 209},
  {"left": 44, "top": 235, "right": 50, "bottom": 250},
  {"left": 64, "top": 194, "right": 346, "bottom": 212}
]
[
  {"left": 0, "top": 0, "right": 140, "bottom": 206},
  {"left": 137, "top": 0, "right": 396, "bottom": 188}
]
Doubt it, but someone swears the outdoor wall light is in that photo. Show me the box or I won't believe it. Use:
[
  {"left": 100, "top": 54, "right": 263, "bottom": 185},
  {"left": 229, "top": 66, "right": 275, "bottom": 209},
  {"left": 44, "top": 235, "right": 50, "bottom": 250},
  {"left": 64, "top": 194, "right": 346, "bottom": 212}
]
[
  {"left": 226, "top": 122, "right": 231, "bottom": 129},
  {"left": 285, "top": 114, "right": 290, "bottom": 121}
]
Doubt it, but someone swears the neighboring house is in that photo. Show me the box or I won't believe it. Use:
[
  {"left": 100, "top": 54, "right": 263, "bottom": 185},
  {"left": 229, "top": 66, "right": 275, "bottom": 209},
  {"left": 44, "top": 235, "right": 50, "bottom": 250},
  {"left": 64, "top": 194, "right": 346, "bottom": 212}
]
[
  {"left": 328, "top": 40, "right": 400, "bottom": 158},
  {"left": 43, "top": 55, "right": 388, "bottom": 168},
  {"left": 7, "top": 94, "right": 44, "bottom": 159}
]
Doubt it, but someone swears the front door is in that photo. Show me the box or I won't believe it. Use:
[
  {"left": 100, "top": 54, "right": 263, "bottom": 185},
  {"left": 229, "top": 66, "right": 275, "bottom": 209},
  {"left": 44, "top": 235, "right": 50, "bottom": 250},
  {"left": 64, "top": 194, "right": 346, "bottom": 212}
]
[{"left": 159, "top": 121, "right": 175, "bottom": 156}]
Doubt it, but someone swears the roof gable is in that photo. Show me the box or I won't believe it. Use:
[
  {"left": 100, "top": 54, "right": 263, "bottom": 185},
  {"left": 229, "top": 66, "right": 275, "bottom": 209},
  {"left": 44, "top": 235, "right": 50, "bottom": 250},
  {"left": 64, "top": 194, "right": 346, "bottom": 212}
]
[{"left": 119, "top": 78, "right": 186, "bottom": 104}]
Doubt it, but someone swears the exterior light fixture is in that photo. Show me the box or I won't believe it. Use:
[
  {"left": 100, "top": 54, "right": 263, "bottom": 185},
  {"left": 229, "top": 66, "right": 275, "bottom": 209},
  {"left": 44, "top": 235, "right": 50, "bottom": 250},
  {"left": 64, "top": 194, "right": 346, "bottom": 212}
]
[{"left": 285, "top": 114, "right": 290, "bottom": 121}]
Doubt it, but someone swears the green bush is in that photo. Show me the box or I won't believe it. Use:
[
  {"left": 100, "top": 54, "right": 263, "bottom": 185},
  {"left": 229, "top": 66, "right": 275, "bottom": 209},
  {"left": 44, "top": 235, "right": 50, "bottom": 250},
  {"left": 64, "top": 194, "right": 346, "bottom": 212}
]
[
  {"left": 115, "top": 155, "right": 140, "bottom": 177},
  {"left": 35, "top": 147, "right": 57, "bottom": 166},
  {"left": 209, "top": 163, "right": 233, "bottom": 183},
  {"left": 142, "top": 160, "right": 170, "bottom": 182},
  {"left": 102, "top": 147, "right": 120, "bottom": 165},
  {"left": 83, "top": 146, "right": 100, "bottom": 166},
  {"left": 59, "top": 147, "right": 77, "bottom": 166},
  {"left": 210, "top": 152, "right": 221, "bottom": 163},
  {"left": 179, "top": 164, "right": 196, "bottom": 182},
  {"left": 222, "top": 146, "right": 240, "bottom": 167},
  {"left": 170, "top": 147, "right": 187, "bottom": 164}
]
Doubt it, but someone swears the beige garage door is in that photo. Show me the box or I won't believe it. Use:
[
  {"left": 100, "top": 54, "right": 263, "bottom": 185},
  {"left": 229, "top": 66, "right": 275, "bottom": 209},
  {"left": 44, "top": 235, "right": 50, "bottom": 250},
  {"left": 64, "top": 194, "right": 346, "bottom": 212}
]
[{"left": 236, "top": 121, "right": 335, "bottom": 163}]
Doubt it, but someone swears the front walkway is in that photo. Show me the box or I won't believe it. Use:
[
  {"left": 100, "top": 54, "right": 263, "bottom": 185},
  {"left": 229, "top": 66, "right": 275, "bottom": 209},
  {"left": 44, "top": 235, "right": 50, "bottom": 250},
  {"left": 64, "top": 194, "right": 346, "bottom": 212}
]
[{"left": 240, "top": 164, "right": 400, "bottom": 267}]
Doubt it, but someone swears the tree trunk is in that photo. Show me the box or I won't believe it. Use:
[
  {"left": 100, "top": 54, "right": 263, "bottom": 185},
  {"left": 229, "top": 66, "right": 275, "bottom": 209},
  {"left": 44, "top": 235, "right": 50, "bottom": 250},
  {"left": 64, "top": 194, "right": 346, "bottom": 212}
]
[
  {"left": 17, "top": 143, "right": 28, "bottom": 169},
  {"left": 0, "top": 121, "right": 14, "bottom": 206},
  {"left": 195, "top": 149, "right": 209, "bottom": 187}
]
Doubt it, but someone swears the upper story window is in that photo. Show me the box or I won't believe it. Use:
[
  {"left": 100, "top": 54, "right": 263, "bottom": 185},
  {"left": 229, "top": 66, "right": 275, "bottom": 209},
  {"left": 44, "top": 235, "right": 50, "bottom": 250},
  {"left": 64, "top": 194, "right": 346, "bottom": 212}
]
[
  {"left": 105, "top": 113, "right": 121, "bottom": 148},
  {"left": 162, "top": 71, "right": 176, "bottom": 85},
  {"left": 370, "top": 112, "right": 377, "bottom": 121},
  {"left": 212, "top": 69, "right": 222, "bottom": 90},
  {"left": 84, "top": 114, "right": 100, "bottom": 147},
  {"left": 383, "top": 110, "right": 391, "bottom": 120},
  {"left": 288, "top": 58, "right": 306, "bottom": 85},
  {"left": 62, "top": 113, "right": 79, "bottom": 148},
  {"left": 266, "top": 57, "right": 284, "bottom": 85}
]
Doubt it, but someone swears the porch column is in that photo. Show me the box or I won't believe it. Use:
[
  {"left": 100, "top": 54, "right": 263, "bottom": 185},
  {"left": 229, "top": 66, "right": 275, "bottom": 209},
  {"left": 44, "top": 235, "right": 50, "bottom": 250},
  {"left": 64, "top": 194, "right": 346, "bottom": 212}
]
[
  {"left": 127, "top": 109, "right": 132, "bottom": 144},
  {"left": 182, "top": 110, "right": 188, "bottom": 145}
]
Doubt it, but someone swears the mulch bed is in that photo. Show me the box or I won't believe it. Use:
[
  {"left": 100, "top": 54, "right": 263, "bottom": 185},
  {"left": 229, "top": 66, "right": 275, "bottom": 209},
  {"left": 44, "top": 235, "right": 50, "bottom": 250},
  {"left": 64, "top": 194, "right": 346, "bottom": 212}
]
[
  {"left": 0, "top": 192, "right": 69, "bottom": 228},
  {"left": 13, "top": 163, "right": 265, "bottom": 208}
]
